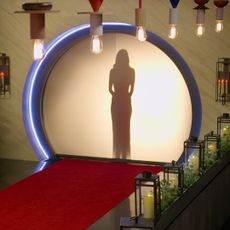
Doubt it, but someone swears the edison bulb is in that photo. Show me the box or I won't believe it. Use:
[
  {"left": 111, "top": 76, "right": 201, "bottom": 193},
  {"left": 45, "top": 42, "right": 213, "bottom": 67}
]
[
  {"left": 215, "top": 20, "right": 224, "bottom": 32},
  {"left": 33, "top": 39, "right": 45, "bottom": 60},
  {"left": 168, "top": 25, "right": 178, "bottom": 39},
  {"left": 136, "top": 26, "right": 147, "bottom": 42},
  {"left": 196, "top": 24, "right": 205, "bottom": 37},
  {"left": 90, "top": 35, "right": 103, "bottom": 54}
]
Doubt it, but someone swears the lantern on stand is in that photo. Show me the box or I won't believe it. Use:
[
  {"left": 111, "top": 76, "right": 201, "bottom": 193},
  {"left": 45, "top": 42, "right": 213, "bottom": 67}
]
[
  {"left": 216, "top": 58, "right": 230, "bottom": 104},
  {"left": 120, "top": 172, "right": 161, "bottom": 230},
  {"left": 204, "top": 131, "right": 221, "bottom": 170},
  {"left": 183, "top": 136, "right": 205, "bottom": 175},
  {"left": 0, "top": 53, "right": 10, "bottom": 97},
  {"left": 163, "top": 160, "right": 184, "bottom": 193},
  {"left": 217, "top": 113, "right": 230, "bottom": 138}
]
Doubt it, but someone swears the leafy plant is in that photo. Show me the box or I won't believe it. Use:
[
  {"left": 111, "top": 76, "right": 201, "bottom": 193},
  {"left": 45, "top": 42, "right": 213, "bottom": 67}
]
[
  {"left": 160, "top": 179, "right": 178, "bottom": 212},
  {"left": 183, "top": 157, "right": 199, "bottom": 190},
  {"left": 219, "top": 136, "right": 230, "bottom": 158}
]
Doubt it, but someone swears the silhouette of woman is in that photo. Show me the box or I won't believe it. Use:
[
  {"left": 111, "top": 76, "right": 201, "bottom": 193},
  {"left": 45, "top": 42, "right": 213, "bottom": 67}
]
[{"left": 109, "top": 49, "right": 135, "bottom": 159}]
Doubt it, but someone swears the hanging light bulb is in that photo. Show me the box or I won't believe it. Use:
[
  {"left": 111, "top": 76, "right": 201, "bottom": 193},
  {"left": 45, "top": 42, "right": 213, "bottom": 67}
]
[
  {"left": 90, "top": 13, "right": 103, "bottom": 54},
  {"left": 196, "top": 23, "right": 205, "bottom": 36},
  {"left": 214, "top": 0, "right": 229, "bottom": 33},
  {"left": 136, "top": 26, "right": 147, "bottom": 42},
  {"left": 15, "top": 2, "right": 57, "bottom": 61},
  {"left": 90, "top": 35, "right": 103, "bottom": 54},
  {"left": 193, "top": 1, "right": 209, "bottom": 37},
  {"left": 215, "top": 19, "right": 223, "bottom": 32},
  {"left": 33, "top": 39, "right": 45, "bottom": 60},
  {"left": 135, "top": 0, "right": 147, "bottom": 42},
  {"left": 168, "top": 7, "right": 178, "bottom": 39},
  {"left": 195, "top": 8, "right": 206, "bottom": 37}
]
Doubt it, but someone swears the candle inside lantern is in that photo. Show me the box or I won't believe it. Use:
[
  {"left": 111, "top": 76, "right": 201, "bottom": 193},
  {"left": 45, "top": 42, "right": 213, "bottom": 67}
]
[
  {"left": 189, "top": 154, "right": 199, "bottom": 172},
  {"left": 169, "top": 174, "right": 178, "bottom": 187},
  {"left": 0, "top": 72, "right": 4, "bottom": 88},
  {"left": 223, "top": 126, "right": 230, "bottom": 137},
  {"left": 143, "top": 191, "right": 154, "bottom": 219},
  {"left": 208, "top": 144, "right": 217, "bottom": 154}
]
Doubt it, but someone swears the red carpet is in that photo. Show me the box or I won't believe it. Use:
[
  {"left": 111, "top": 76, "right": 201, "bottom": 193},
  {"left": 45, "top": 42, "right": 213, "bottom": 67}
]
[{"left": 0, "top": 159, "right": 162, "bottom": 230}]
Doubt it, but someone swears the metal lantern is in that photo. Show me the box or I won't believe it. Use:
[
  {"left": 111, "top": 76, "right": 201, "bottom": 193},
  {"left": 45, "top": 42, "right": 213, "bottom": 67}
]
[
  {"left": 217, "top": 113, "right": 230, "bottom": 138},
  {"left": 216, "top": 58, "right": 230, "bottom": 104},
  {"left": 120, "top": 173, "right": 161, "bottom": 229},
  {"left": 163, "top": 160, "right": 184, "bottom": 193},
  {"left": 204, "top": 131, "right": 220, "bottom": 158},
  {"left": 184, "top": 136, "right": 205, "bottom": 175},
  {"left": 0, "top": 53, "right": 10, "bottom": 97},
  {"left": 204, "top": 131, "right": 221, "bottom": 170}
]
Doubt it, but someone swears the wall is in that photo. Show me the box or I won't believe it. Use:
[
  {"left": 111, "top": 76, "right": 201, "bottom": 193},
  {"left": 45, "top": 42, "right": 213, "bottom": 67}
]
[{"left": 0, "top": 0, "right": 230, "bottom": 161}]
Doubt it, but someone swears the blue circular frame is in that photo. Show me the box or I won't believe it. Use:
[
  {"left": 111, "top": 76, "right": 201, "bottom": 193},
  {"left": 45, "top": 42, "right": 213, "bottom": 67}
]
[{"left": 23, "top": 22, "right": 202, "bottom": 161}]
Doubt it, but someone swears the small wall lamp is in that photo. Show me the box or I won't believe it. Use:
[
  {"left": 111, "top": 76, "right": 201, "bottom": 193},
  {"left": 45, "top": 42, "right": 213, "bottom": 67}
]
[{"left": 0, "top": 53, "right": 10, "bottom": 98}]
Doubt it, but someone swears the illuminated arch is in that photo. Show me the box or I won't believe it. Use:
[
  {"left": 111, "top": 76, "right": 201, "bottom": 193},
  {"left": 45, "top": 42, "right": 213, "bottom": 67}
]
[{"left": 22, "top": 22, "right": 202, "bottom": 161}]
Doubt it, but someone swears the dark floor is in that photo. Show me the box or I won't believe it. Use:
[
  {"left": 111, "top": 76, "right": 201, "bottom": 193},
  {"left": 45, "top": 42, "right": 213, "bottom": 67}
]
[{"left": 0, "top": 158, "right": 38, "bottom": 190}]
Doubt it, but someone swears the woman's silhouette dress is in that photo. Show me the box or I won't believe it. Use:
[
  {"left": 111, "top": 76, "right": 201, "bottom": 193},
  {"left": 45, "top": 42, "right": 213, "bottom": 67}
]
[{"left": 109, "top": 50, "right": 135, "bottom": 159}]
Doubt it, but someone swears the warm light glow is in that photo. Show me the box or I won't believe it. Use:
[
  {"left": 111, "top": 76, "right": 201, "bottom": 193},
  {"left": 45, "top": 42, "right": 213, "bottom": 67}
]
[
  {"left": 90, "top": 35, "right": 103, "bottom": 54},
  {"left": 215, "top": 20, "right": 224, "bottom": 32},
  {"left": 33, "top": 39, "right": 45, "bottom": 60},
  {"left": 168, "top": 25, "right": 178, "bottom": 39},
  {"left": 136, "top": 26, "right": 147, "bottom": 42},
  {"left": 196, "top": 24, "right": 205, "bottom": 37}
]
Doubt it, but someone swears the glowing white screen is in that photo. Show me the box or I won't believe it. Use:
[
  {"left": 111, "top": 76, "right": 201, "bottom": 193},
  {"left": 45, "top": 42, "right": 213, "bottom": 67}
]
[{"left": 43, "top": 33, "right": 192, "bottom": 162}]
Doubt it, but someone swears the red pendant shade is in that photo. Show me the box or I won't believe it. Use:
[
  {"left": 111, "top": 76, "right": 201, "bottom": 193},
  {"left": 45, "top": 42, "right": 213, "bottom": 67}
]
[
  {"left": 194, "top": 0, "right": 209, "bottom": 5},
  {"left": 88, "top": 0, "right": 103, "bottom": 12},
  {"left": 214, "top": 0, "right": 228, "bottom": 8}
]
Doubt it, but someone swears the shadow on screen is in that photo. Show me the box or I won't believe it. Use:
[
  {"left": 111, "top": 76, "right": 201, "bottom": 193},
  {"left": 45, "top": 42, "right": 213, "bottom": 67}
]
[{"left": 109, "top": 49, "right": 135, "bottom": 159}]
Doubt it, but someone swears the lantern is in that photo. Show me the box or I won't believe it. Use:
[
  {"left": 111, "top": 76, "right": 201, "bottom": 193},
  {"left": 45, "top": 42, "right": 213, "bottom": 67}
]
[
  {"left": 120, "top": 172, "right": 161, "bottom": 229},
  {"left": 163, "top": 160, "right": 184, "bottom": 193},
  {"left": 204, "top": 131, "right": 221, "bottom": 170},
  {"left": 217, "top": 113, "right": 230, "bottom": 138},
  {"left": 0, "top": 53, "right": 10, "bottom": 97},
  {"left": 183, "top": 136, "right": 205, "bottom": 175},
  {"left": 216, "top": 58, "right": 230, "bottom": 104}
]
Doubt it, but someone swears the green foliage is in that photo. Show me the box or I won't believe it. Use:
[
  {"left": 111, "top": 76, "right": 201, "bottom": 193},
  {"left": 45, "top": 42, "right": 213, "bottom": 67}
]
[
  {"left": 183, "top": 161, "right": 199, "bottom": 190},
  {"left": 204, "top": 152, "right": 217, "bottom": 171},
  {"left": 160, "top": 179, "right": 178, "bottom": 212},
  {"left": 219, "top": 135, "right": 230, "bottom": 158}
]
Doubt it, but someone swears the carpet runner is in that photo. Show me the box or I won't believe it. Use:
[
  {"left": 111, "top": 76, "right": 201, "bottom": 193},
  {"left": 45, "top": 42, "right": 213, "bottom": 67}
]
[{"left": 0, "top": 159, "right": 162, "bottom": 230}]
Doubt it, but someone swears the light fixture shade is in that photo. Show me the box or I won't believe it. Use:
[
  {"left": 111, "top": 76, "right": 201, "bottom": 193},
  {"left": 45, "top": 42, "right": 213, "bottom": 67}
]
[
  {"left": 30, "top": 13, "right": 45, "bottom": 39},
  {"left": 90, "top": 13, "right": 103, "bottom": 36},
  {"left": 135, "top": 8, "right": 145, "bottom": 27},
  {"left": 213, "top": 0, "right": 229, "bottom": 8},
  {"left": 196, "top": 8, "right": 205, "bottom": 24},
  {"left": 216, "top": 7, "right": 224, "bottom": 20},
  {"left": 194, "top": 0, "right": 209, "bottom": 5},
  {"left": 169, "top": 7, "right": 178, "bottom": 25},
  {"left": 88, "top": 0, "right": 104, "bottom": 12}
]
